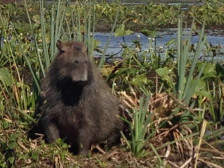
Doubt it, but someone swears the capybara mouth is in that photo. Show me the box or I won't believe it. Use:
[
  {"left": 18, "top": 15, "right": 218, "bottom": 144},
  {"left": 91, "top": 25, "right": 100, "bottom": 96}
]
[
  {"left": 57, "top": 77, "right": 88, "bottom": 88},
  {"left": 72, "top": 80, "right": 88, "bottom": 86}
]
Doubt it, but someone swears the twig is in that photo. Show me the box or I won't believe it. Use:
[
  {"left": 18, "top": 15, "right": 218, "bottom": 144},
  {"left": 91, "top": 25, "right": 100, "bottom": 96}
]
[
  {"left": 17, "top": 140, "right": 29, "bottom": 152},
  {"left": 118, "top": 91, "right": 138, "bottom": 107},
  {"left": 180, "top": 157, "right": 192, "bottom": 168},
  {"left": 169, "top": 94, "right": 203, "bottom": 114},
  {"left": 93, "top": 145, "right": 106, "bottom": 154},
  {"left": 106, "top": 150, "right": 119, "bottom": 159},
  {"left": 202, "top": 140, "right": 224, "bottom": 158},
  {"left": 198, "top": 157, "right": 223, "bottom": 168},
  {"left": 149, "top": 111, "right": 183, "bottom": 126},
  {"left": 194, "top": 120, "right": 207, "bottom": 168},
  {"left": 163, "top": 144, "right": 171, "bottom": 168},
  {"left": 167, "top": 160, "right": 179, "bottom": 168}
]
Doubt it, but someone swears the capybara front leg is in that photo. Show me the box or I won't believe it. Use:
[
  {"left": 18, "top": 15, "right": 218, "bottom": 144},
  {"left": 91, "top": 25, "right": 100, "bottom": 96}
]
[
  {"left": 78, "top": 128, "right": 92, "bottom": 155},
  {"left": 40, "top": 117, "right": 60, "bottom": 143}
]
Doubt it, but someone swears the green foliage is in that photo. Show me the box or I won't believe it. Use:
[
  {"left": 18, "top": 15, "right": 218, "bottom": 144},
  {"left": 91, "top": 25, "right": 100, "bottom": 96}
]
[
  {"left": 114, "top": 24, "right": 133, "bottom": 37},
  {"left": 0, "top": 68, "right": 13, "bottom": 87},
  {"left": 189, "top": 1, "right": 224, "bottom": 25},
  {"left": 107, "top": 48, "right": 155, "bottom": 95},
  {"left": 176, "top": 17, "right": 206, "bottom": 105},
  {"left": 128, "top": 95, "right": 151, "bottom": 157},
  {"left": 95, "top": 2, "right": 181, "bottom": 30},
  {"left": 156, "top": 67, "right": 174, "bottom": 89}
]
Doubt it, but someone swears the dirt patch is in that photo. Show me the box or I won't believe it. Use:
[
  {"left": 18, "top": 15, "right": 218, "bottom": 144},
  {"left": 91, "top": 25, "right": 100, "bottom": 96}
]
[{"left": 0, "top": 0, "right": 22, "bottom": 4}]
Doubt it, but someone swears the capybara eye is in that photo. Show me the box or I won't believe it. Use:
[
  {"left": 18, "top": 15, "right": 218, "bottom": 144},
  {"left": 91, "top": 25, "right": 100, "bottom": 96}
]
[
  {"left": 74, "top": 60, "right": 79, "bottom": 64},
  {"left": 59, "top": 50, "right": 65, "bottom": 54}
]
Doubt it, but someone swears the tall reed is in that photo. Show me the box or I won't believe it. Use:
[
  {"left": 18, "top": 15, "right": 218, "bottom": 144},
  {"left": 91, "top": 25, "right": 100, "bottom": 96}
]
[{"left": 176, "top": 17, "right": 206, "bottom": 105}]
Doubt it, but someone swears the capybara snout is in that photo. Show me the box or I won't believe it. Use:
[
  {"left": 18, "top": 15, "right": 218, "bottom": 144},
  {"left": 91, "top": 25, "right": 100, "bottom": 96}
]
[{"left": 70, "top": 65, "right": 88, "bottom": 82}]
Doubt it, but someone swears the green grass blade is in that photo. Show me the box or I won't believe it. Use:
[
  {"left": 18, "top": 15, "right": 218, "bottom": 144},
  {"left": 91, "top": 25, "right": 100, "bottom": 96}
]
[
  {"left": 50, "top": 5, "right": 56, "bottom": 61},
  {"left": 55, "top": 0, "right": 61, "bottom": 40},
  {"left": 177, "top": 16, "right": 184, "bottom": 100},
  {"left": 177, "top": 16, "right": 182, "bottom": 77},
  {"left": 23, "top": 54, "right": 41, "bottom": 93},
  {"left": 98, "top": 9, "right": 119, "bottom": 68},
  {"left": 183, "top": 26, "right": 206, "bottom": 104},
  {"left": 184, "top": 63, "right": 206, "bottom": 104},
  {"left": 40, "top": 0, "right": 50, "bottom": 68},
  {"left": 150, "top": 143, "right": 163, "bottom": 165}
]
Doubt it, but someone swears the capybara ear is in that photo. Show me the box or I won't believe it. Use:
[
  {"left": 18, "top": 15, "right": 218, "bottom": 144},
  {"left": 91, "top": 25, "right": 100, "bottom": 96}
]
[{"left": 56, "top": 40, "right": 63, "bottom": 51}]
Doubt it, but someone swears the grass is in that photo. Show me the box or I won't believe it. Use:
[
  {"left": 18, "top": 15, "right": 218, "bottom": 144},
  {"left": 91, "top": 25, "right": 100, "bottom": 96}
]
[
  {"left": 123, "top": 95, "right": 152, "bottom": 158},
  {"left": 0, "top": 0, "right": 224, "bottom": 167}
]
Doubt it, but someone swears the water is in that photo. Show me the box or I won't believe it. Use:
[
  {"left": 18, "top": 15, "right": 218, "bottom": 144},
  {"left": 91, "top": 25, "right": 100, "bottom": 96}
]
[
  {"left": 1, "top": 28, "right": 224, "bottom": 61},
  {"left": 94, "top": 29, "right": 224, "bottom": 61}
]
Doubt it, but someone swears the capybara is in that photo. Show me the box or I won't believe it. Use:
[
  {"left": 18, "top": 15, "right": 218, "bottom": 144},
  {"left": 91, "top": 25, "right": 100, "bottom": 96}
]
[{"left": 33, "top": 40, "right": 124, "bottom": 155}]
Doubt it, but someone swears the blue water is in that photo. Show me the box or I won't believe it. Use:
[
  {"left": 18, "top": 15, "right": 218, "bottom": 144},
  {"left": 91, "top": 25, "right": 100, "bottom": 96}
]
[
  {"left": 1, "top": 28, "right": 224, "bottom": 61},
  {"left": 94, "top": 29, "right": 224, "bottom": 61}
]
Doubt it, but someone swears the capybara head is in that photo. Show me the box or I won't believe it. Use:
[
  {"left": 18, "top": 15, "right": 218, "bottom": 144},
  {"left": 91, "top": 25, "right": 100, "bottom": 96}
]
[{"left": 54, "top": 40, "right": 90, "bottom": 84}]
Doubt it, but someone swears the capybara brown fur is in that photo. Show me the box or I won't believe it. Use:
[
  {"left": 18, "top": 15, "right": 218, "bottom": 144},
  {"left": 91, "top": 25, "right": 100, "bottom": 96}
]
[{"left": 33, "top": 40, "right": 124, "bottom": 155}]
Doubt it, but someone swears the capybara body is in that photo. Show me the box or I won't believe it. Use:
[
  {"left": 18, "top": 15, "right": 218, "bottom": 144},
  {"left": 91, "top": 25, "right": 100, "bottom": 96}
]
[{"left": 36, "top": 40, "right": 124, "bottom": 155}]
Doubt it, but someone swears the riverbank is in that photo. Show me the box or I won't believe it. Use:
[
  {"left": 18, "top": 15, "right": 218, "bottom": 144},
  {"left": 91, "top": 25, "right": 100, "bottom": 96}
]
[{"left": 1, "top": 1, "right": 224, "bottom": 33}]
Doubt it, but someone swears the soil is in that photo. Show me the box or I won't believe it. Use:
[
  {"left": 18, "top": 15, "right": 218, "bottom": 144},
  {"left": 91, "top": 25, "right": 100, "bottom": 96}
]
[{"left": 0, "top": 0, "right": 22, "bottom": 4}]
